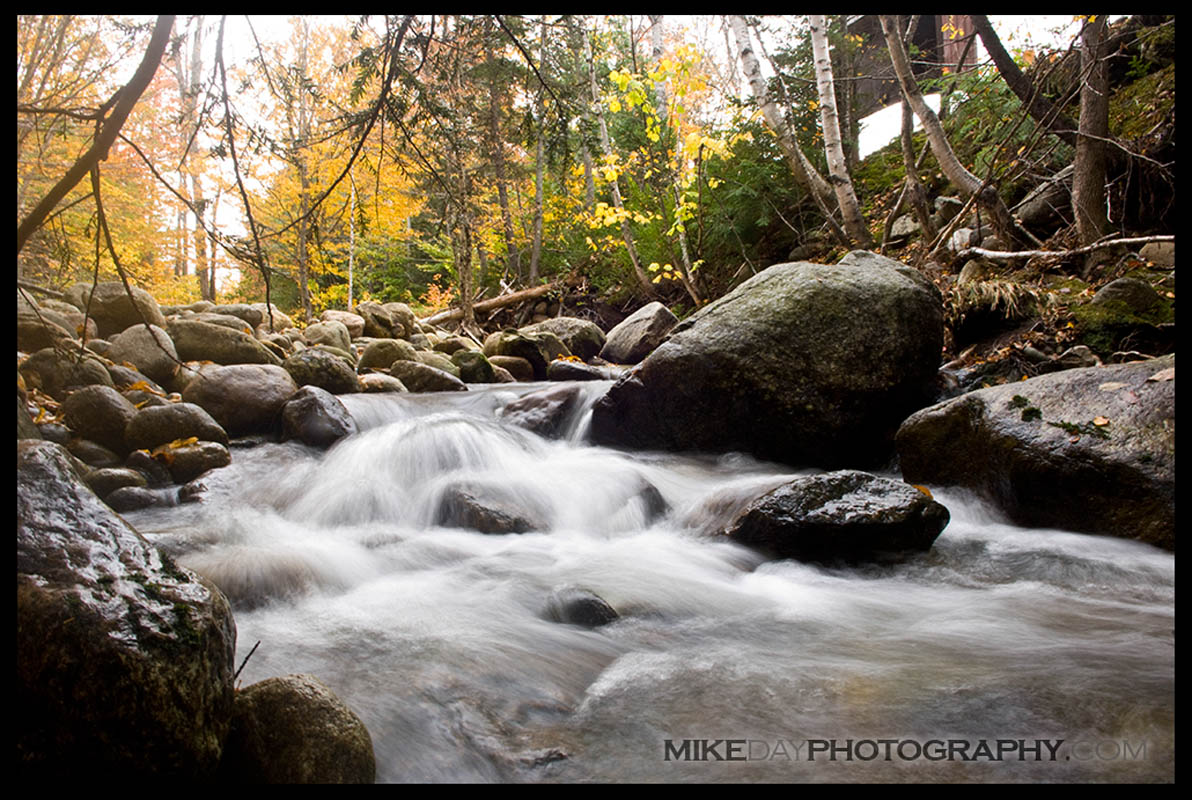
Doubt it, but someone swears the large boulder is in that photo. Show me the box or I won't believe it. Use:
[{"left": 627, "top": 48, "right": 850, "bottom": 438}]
[
  {"left": 167, "top": 318, "right": 282, "bottom": 366},
  {"left": 589, "top": 252, "right": 944, "bottom": 468},
  {"left": 319, "top": 310, "right": 365, "bottom": 339},
  {"left": 597, "top": 301, "right": 678, "bottom": 364},
  {"left": 219, "top": 674, "right": 375, "bottom": 784},
  {"left": 181, "top": 364, "right": 298, "bottom": 437},
  {"left": 522, "top": 317, "right": 607, "bottom": 362},
  {"left": 724, "top": 470, "right": 950, "bottom": 563},
  {"left": 304, "top": 320, "right": 353, "bottom": 353},
  {"left": 357, "top": 338, "right": 419, "bottom": 372},
  {"left": 388, "top": 360, "right": 467, "bottom": 393},
  {"left": 380, "top": 302, "right": 416, "bottom": 340},
  {"left": 896, "top": 355, "right": 1175, "bottom": 550},
  {"left": 17, "top": 440, "right": 236, "bottom": 778},
  {"left": 354, "top": 301, "right": 398, "bottom": 339},
  {"left": 64, "top": 281, "right": 167, "bottom": 339},
  {"left": 107, "top": 323, "right": 180, "bottom": 385}
]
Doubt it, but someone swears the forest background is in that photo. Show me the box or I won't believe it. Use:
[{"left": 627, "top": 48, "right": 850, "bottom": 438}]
[{"left": 15, "top": 14, "right": 1176, "bottom": 347}]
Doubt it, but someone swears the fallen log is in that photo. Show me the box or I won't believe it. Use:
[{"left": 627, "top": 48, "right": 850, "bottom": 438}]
[{"left": 419, "top": 282, "right": 558, "bottom": 327}]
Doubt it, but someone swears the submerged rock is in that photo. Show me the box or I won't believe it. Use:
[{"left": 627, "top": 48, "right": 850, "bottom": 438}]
[
  {"left": 220, "top": 674, "right": 375, "bottom": 784},
  {"left": 17, "top": 440, "right": 236, "bottom": 778},
  {"left": 896, "top": 354, "right": 1175, "bottom": 550},
  {"left": 546, "top": 587, "right": 619, "bottom": 627},
  {"left": 282, "top": 385, "right": 358, "bottom": 448},
  {"left": 500, "top": 384, "right": 584, "bottom": 439},
  {"left": 725, "top": 470, "right": 949, "bottom": 563},
  {"left": 435, "top": 484, "right": 545, "bottom": 534}
]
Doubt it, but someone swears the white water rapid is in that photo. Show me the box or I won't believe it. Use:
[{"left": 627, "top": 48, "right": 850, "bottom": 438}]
[{"left": 126, "top": 382, "right": 1174, "bottom": 782}]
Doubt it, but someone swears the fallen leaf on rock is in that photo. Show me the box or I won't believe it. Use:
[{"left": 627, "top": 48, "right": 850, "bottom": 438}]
[
  {"left": 1093, "top": 416, "right": 1110, "bottom": 426},
  {"left": 1098, "top": 382, "right": 1127, "bottom": 391},
  {"left": 1147, "top": 367, "right": 1174, "bottom": 382}
]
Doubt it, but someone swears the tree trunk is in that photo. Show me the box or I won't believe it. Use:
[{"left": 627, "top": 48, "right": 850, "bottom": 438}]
[
  {"left": 900, "top": 98, "right": 937, "bottom": 241},
  {"left": 880, "top": 14, "right": 1023, "bottom": 248},
  {"left": 529, "top": 17, "right": 547, "bottom": 284},
  {"left": 484, "top": 19, "right": 520, "bottom": 283},
  {"left": 809, "top": 14, "right": 873, "bottom": 248},
  {"left": 1073, "top": 15, "right": 1111, "bottom": 246},
  {"left": 726, "top": 15, "right": 836, "bottom": 210},
  {"left": 17, "top": 15, "right": 175, "bottom": 254}
]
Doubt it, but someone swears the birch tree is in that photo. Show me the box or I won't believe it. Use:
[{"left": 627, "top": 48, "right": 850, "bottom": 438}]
[
  {"left": 808, "top": 14, "right": 873, "bottom": 248},
  {"left": 879, "top": 13, "right": 1023, "bottom": 247}
]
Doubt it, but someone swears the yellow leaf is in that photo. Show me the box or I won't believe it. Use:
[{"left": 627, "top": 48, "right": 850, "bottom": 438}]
[{"left": 1092, "top": 416, "right": 1110, "bottom": 426}]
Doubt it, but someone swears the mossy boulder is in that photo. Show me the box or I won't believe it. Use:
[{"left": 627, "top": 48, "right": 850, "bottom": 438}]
[{"left": 589, "top": 251, "right": 944, "bottom": 468}]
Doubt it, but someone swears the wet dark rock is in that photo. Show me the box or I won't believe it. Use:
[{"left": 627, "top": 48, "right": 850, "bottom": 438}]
[
  {"left": 17, "top": 312, "right": 76, "bottom": 352},
  {"left": 106, "top": 363, "right": 166, "bottom": 394},
  {"left": 66, "top": 437, "right": 122, "bottom": 468},
  {"left": 282, "top": 386, "right": 358, "bottom": 448},
  {"left": 598, "top": 301, "right": 678, "bottom": 364},
  {"left": 484, "top": 330, "right": 570, "bottom": 379},
  {"left": 37, "top": 422, "right": 70, "bottom": 443},
  {"left": 17, "top": 440, "right": 236, "bottom": 779},
  {"left": 435, "top": 484, "right": 543, "bottom": 534},
  {"left": 590, "top": 252, "right": 944, "bottom": 469},
  {"left": 125, "top": 402, "right": 229, "bottom": 452},
  {"left": 452, "top": 349, "right": 496, "bottom": 383},
  {"left": 897, "top": 354, "right": 1175, "bottom": 550},
  {"left": 219, "top": 674, "right": 375, "bottom": 784},
  {"left": 500, "top": 384, "right": 583, "bottom": 439},
  {"left": 724, "top": 470, "right": 949, "bottom": 563},
  {"left": 546, "top": 587, "right": 619, "bottom": 627},
  {"left": 104, "top": 485, "right": 162, "bottom": 512},
  {"left": 125, "top": 448, "right": 174, "bottom": 487},
  {"left": 83, "top": 466, "right": 148, "bottom": 498},
  {"left": 61, "top": 384, "right": 138, "bottom": 455},
  {"left": 163, "top": 440, "right": 232, "bottom": 484},
  {"left": 19, "top": 347, "right": 114, "bottom": 400},
  {"left": 547, "top": 359, "right": 607, "bottom": 381},
  {"left": 181, "top": 363, "right": 298, "bottom": 437}
]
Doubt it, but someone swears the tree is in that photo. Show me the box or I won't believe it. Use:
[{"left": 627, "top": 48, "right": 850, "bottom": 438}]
[
  {"left": 879, "top": 13, "right": 1024, "bottom": 248},
  {"left": 17, "top": 15, "right": 176, "bottom": 255},
  {"left": 808, "top": 14, "right": 872, "bottom": 248},
  {"left": 1072, "top": 15, "right": 1111, "bottom": 247}
]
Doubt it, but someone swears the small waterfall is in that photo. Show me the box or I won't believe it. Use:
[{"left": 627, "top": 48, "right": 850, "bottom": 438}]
[{"left": 128, "top": 382, "right": 1175, "bottom": 783}]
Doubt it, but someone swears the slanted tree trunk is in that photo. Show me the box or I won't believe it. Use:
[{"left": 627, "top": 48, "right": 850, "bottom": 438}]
[
  {"left": 900, "top": 98, "right": 937, "bottom": 241},
  {"left": 1072, "top": 15, "right": 1111, "bottom": 246},
  {"left": 880, "top": 14, "right": 1024, "bottom": 248},
  {"left": 809, "top": 14, "right": 873, "bottom": 248}
]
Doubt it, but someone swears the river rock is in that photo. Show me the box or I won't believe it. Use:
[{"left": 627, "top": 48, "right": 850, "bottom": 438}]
[
  {"left": 435, "top": 484, "right": 544, "bottom": 534},
  {"left": 1089, "top": 277, "right": 1160, "bottom": 313},
  {"left": 250, "top": 302, "right": 293, "bottom": 333},
  {"left": 17, "top": 440, "right": 236, "bottom": 778},
  {"left": 284, "top": 348, "right": 360, "bottom": 394},
  {"left": 598, "top": 301, "right": 678, "bottom": 364},
  {"left": 125, "top": 402, "right": 229, "bottom": 451},
  {"left": 546, "top": 587, "right": 619, "bottom": 627},
  {"left": 219, "top": 674, "right": 375, "bottom": 784},
  {"left": 105, "top": 485, "right": 162, "bottom": 512},
  {"left": 65, "top": 281, "right": 167, "bottom": 338},
  {"left": 452, "top": 349, "right": 496, "bottom": 383},
  {"left": 358, "top": 338, "right": 419, "bottom": 371},
  {"left": 896, "top": 354, "right": 1175, "bottom": 550},
  {"left": 484, "top": 330, "right": 570, "bottom": 379},
  {"left": 107, "top": 323, "right": 180, "bottom": 384},
  {"left": 1013, "top": 164, "right": 1073, "bottom": 233},
  {"left": 19, "top": 347, "right": 115, "bottom": 400},
  {"left": 416, "top": 350, "right": 462, "bottom": 377},
  {"left": 304, "top": 320, "right": 353, "bottom": 352},
  {"left": 500, "top": 384, "right": 584, "bottom": 439},
  {"left": 389, "top": 360, "right": 467, "bottom": 393},
  {"left": 211, "top": 303, "right": 264, "bottom": 328},
  {"left": 84, "top": 465, "right": 149, "bottom": 499},
  {"left": 724, "top": 470, "right": 950, "bottom": 563},
  {"left": 17, "top": 310, "right": 77, "bottom": 351},
  {"left": 354, "top": 301, "right": 397, "bottom": 338},
  {"left": 488, "top": 355, "right": 535, "bottom": 382},
  {"left": 67, "top": 438, "right": 122, "bottom": 467},
  {"left": 360, "top": 373, "right": 409, "bottom": 393},
  {"left": 320, "top": 309, "right": 365, "bottom": 339},
  {"left": 1138, "top": 241, "right": 1174, "bottom": 268},
  {"left": 282, "top": 385, "right": 359, "bottom": 448},
  {"left": 380, "top": 302, "right": 416, "bottom": 339},
  {"left": 589, "top": 251, "right": 944, "bottom": 468},
  {"left": 107, "top": 362, "right": 165, "bottom": 395},
  {"left": 547, "top": 359, "right": 606, "bottom": 381},
  {"left": 61, "top": 384, "right": 137, "bottom": 454},
  {"left": 167, "top": 318, "right": 282, "bottom": 366},
  {"left": 162, "top": 440, "right": 232, "bottom": 484},
  {"left": 181, "top": 364, "right": 298, "bottom": 437},
  {"left": 523, "top": 317, "right": 607, "bottom": 362}
]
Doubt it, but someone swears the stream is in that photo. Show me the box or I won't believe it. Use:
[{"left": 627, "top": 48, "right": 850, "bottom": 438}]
[{"left": 125, "top": 382, "right": 1175, "bottom": 782}]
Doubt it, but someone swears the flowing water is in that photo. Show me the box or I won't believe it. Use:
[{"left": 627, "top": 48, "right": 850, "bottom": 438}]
[{"left": 126, "top": 382, "right": 1175, "bottom": 783}]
